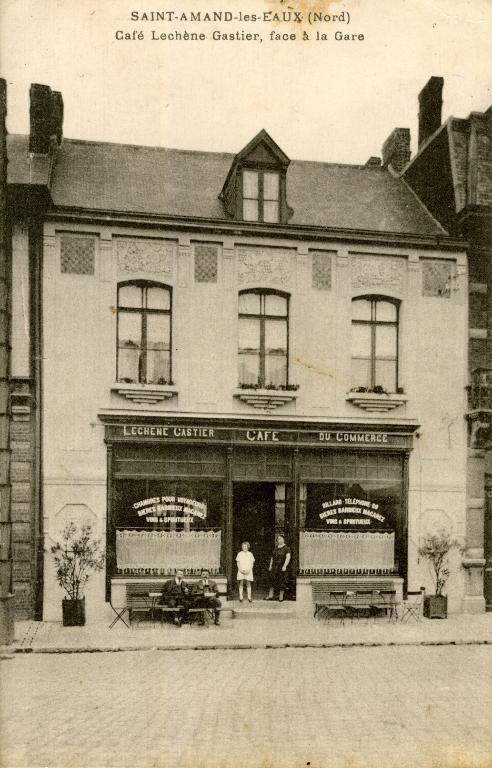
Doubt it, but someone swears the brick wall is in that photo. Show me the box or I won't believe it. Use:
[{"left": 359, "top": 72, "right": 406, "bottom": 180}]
[{"left": 10, "top": 382, "right": 36, "bottom": 617}]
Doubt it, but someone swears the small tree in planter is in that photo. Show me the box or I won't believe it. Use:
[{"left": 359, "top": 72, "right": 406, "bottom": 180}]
[
  {"left": 51, "top": 522, "right": 105, "bottom": 626},
  {"left": 418, "top": 529, "right": 464, "bottom": 618}
]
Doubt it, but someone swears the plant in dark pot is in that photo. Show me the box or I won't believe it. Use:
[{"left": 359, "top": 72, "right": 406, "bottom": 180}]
[
  {"left": 418, "top": 529, "right": 464, "bottom": 619},
  {"left": 51, "top": 522, "right": 105, "bottom": 626}
]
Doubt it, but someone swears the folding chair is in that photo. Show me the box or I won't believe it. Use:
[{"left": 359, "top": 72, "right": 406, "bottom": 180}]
[
  {"left": 399, "top": 589, "right": 424, "bottom": 622},
  {"left": 345, "top": 590, "right": 373, "bottom": 622},
  {"left": 324, "top": 591, "right": 347, "bottom": 625},
  {"left": 109, "top": 602, "right": 130, "bottom": 629}
]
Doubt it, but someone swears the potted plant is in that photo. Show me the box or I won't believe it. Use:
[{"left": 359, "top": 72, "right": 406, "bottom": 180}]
[
  {"left": 418, "top": 529, "right": 464, "bottom": 618},
  {"left": 51, "top": 522, "right": 105, "bottom": 626}
]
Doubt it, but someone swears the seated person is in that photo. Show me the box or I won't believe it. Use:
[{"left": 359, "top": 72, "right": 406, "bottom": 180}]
[
  {"left": 197, "top": 569, "right": 222, "bottom": 626},
  {"left": 161, "top": 569, "right": 190, "bottom": 626}
]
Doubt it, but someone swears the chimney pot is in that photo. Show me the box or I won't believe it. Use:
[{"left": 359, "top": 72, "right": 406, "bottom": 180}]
[{"left": 418, "top": 76, "right": 444, "bottom": 148}]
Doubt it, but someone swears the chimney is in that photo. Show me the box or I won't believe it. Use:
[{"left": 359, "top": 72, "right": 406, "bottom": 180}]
[
  {"left": 381, "top": 128, "right": 411, "bottom": 174},
  {"left": 365, "top": 156, "right": 381, "bottom": 167},
  {"left": 418, "top": 76, "right": 444, "bottom": 148},
  {"left": 50, "top": 91, "right": 64, "bottom": 145},
  {"left": 29, "top": 83, "right": 63, "bottom": 153}
]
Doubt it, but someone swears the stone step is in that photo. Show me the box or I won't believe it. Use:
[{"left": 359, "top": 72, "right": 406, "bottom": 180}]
[{"left": 229, "top": 601, "right": 295, "bottom": 620}]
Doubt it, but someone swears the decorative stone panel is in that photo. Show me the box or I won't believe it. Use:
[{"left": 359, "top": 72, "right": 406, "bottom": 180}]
[
  {"left": 194, "top": 243, "right": 218, "bottom": 283},
  {"left": 50, "top": 504, "right": 97, "bottom": 544},
  {"left": 351, "top": 255, "right": 405, "bottom": 293},
  {"left": 116, "top": 238, "right": 174, "bottom": 276},
  {"left": 422, "top": 260, "right": 452, "bottom": 297},
  {"left": 60, "top": 236, "right": 95, "bottom": 275},
  {"left": 311, "top": 251, "right": 332, "bottom": 290},
  {"left": 237, "top": 246, "right": 292, "bottom": 287}
]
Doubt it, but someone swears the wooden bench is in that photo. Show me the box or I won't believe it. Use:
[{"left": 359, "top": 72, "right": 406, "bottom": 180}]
[
  {"left": 311, "top": 580, "right": 398, "bottom": 621},
  {"left": 126, "top": 582, "right": 181, "bottom": 626},
  {"left": 110, "top": 581, "right": 218, "bottom": 628}
]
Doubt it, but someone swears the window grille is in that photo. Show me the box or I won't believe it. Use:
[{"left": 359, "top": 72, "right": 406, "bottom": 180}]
[
  {"left": 194, "top": 244, "right": 218, "bottom": 282},
  {"left": 60, "top": 236, "right": 95, "bottom": 275}
]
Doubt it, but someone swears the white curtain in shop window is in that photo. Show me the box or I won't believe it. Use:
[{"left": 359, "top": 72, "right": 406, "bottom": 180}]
[
  {"left": 116, "top": 530, "right": 221, "bottom": 571},
  {"left": 299, "top": 531, "right": 394, "bottom": 571}
]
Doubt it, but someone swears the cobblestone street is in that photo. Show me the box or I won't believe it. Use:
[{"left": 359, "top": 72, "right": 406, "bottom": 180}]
[{"left": 1, "top": 645, "right": 491, "bottom": 768}]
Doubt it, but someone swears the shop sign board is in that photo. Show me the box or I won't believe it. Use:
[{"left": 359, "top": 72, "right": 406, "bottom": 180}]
[
  {"left": 132, "top": 496, "right": 207, "bottom": 524},
  {"left": 319, "top": 498, "right": 386, "bottom": 527},
  {"left": 107, "top": 423, "right": 413, "bottom": 449}
]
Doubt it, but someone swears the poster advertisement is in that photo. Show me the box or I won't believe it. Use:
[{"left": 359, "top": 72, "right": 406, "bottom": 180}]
[{"left": 1, "top": 1, "right": 491, "bottom": 767}]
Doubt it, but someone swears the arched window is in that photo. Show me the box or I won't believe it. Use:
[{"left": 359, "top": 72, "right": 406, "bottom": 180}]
[
  {"left": 351, "top": 297, "right": 399, "bottom": 392},
  {"left": 238, "top": 290, "right": 289, "bottom": 387},
  {"left": 117, "top": 281, "right": 172, "bottom": 385}
]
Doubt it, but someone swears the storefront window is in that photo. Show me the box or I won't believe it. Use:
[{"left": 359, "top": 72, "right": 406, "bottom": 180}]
[
  {"left": 299, "top": 451, "right": 403, "bottom": 574},
  {"left": 113, "top": 479, "right": 223, "bottom": 575}
]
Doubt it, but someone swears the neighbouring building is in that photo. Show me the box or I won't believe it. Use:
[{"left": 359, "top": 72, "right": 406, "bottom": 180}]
[
  {"left": 5, "top": 81, "right": 472, "bottom": 622},
  {"left": 401, "top": 76, "right": 492, "bottom": 612}
]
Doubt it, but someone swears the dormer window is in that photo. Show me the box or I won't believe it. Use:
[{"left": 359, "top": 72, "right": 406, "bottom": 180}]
[
  {"left": 243, "top": 170, "right": 280, "bottom": 223},
  {"left": 220, "top": 130, "right": 291, "bottom": 224}
]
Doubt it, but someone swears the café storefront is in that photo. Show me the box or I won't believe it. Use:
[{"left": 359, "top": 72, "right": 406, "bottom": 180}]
[{"left": 101, "top": 417, "right": 416, "bottom": 604}]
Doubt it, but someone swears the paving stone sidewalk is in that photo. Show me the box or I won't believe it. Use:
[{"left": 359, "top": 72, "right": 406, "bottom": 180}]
[{"left": 4, "top": 604, "right": 492, "bottom": 654}]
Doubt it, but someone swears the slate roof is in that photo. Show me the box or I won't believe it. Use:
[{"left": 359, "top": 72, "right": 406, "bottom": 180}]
[{"left": 7, "top": 134, "right": 446, "bottom": 235}]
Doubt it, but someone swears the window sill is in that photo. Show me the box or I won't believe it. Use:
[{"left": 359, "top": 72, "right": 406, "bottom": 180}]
[
  {"left": 346, "top": 391, "right": 407, "bottom": 413},
  {"left": 234, "top": 388, "right": 298, "bottom": 411},
  {"left": 112, "top": 383, "right": 178, "bottom": 405}
]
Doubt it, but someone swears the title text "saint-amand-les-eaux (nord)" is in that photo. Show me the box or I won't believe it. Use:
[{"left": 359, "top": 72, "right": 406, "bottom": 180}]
[{"left": 129, "top": 10, "right": 351, "bottom": 24}]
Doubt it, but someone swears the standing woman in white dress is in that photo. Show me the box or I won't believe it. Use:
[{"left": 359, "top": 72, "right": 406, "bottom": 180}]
[{"left": 236, "top": 541, "right": 255, "bottom": 603}]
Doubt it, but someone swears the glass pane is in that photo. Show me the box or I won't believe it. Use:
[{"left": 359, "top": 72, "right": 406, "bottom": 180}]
[
  {"left": 118, "top": 311, "right": 141, "bottom": 347},
  {"left": 147, "top": 350, "right": 171, "bottom": 384},
  {"left": 238, "top": 317, "right": 260, "bottom": 352},
  {"left": 118, "top": 284, "right": 141, "bottom": 308},
  {"left": 265, "top": 319, "right": 287, "bottom": 354},
  {"left": 375, "top": 360, "right": 397, "bottom": 391},
  {"left": 376, "top": 301, "right": 397, "bottom": 322},
  {"left": 238, "top": 292, "right": 261, "bottom": 315},
  {"left": 147, "top": 313, "right": 170, "bottom": 350},
  {"left": 118, "top": 312, "right": 141, "bottom": 382},
  {"left": 239, "top": 353, "right": 260, "bottom": 385},
  {"left": 118, "top": 347, "right": 140, "bottom": 383},
  {"left": 351, "top": 323, "right": 371, "bottom": 357},
  {"left": 264, "top": 172, "right": 279, "bottom": 200},
  {"left": 147, "top": 286, "right": 170, "bottom": 310},
  {"left": 243, "top": 200, "right": 259, "bottom": 221},
  {"left": 265, "top": 354, "right": 287, "bottom": 386},
  {"left": 243, "top": 170, "right": 258, "bottom": 198},
  {"left": 263, "top": 201, "right": 279, "bottom": 223},
  {"left": 351, "top": 358, "right": 371, "bottom": 389},
  {"left": 265, "top": 293, "right": 287, "bottom": 316},
  {"left": 375, "top": 325, "right": 397, "bottom": 358},
  {"left": 352, "top": 299, "right": 372, "bottom": 321}
]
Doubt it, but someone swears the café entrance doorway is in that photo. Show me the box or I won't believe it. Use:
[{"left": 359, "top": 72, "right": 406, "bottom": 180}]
[{"left": 233, "top": 483, "right": 276, "bottom": 596}]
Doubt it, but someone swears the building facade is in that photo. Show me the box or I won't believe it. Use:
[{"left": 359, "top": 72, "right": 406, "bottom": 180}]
[
  {"left": 6, "top": 83, "right": 472, "bottom": 621},
  {"left": 401, "top": 76, "right": 492, "bottom": 611}
]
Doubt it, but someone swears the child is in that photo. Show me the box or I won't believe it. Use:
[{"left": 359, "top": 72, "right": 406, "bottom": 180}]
[{"left": 236, "top": 541, "right": 255, "bottom": 603}]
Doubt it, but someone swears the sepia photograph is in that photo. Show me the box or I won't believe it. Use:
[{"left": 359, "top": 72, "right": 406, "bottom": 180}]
[{"left": 0, "top": 0, "right": 491, "bottom": 766}]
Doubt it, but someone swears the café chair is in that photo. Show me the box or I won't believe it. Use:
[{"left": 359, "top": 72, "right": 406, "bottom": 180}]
[{"left": 399, "top": 587, "right": 425, "bottom": 622}]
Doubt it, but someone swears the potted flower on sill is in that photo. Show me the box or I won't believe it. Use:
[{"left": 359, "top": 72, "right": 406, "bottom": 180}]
[
  {"left": 418, "top": 529, "right": 464, "bottom": 619},
  {"left": 51, "top": 522, "right": 105, "bottom": 626}
]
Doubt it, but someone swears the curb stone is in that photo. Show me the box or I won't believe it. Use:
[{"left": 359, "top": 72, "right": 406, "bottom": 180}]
[{"left": 4, "top": 637, "right": 491, "bottom": 654}]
